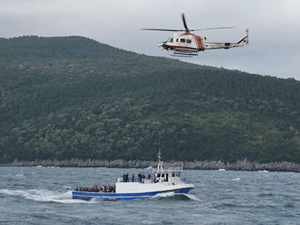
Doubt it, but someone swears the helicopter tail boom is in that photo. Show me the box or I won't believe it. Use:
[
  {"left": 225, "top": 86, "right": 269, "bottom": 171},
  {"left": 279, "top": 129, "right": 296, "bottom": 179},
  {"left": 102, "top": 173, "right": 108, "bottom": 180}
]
[{"left": 204, "top": 29, "right": 249, "bottom": 50}]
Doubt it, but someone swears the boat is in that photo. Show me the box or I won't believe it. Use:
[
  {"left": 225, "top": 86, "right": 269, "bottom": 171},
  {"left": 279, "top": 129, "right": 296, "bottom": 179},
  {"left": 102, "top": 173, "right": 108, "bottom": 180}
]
[{"left": 72, "top": 150, "right": 195, "bottom": 201}]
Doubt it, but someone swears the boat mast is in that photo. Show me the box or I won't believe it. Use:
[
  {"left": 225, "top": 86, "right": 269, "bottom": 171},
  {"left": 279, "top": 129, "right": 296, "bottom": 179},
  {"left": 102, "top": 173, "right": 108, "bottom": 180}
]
[{"left": 157, "top": 148, "right": 164, "bottom": 172}]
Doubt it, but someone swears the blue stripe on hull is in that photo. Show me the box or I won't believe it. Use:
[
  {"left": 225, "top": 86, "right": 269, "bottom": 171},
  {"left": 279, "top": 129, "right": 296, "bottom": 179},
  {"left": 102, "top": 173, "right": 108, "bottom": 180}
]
[
  {"left": 72, "top": 188, "right": 193, "bottom": 201},
  {"left": 179, "top": 188, "right": 192, "bottom": 194}
]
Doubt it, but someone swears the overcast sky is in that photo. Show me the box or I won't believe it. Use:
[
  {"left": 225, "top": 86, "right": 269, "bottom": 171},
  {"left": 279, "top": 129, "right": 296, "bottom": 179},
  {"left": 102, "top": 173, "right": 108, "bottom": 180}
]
[{"left": 1, "top": 0, "right": 300, "bottom": 80}]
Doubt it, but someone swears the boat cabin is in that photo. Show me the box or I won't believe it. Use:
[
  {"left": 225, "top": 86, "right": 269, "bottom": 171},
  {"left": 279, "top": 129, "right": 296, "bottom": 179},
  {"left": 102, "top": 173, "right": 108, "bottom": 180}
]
[{"left": 154, "top": 169, "right": 181, "bottom": 183}]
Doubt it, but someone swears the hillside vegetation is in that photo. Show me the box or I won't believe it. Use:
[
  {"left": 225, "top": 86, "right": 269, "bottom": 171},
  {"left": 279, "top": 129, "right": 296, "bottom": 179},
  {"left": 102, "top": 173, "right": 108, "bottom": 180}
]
[{"left": 1, "top": 36, "right": 300, "bottom": 164}]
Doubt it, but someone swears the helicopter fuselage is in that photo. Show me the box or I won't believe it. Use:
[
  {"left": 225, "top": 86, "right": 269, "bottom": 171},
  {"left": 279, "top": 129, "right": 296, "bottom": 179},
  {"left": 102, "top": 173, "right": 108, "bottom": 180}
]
[
  {"left": 159, "top": 31, "right": 248, "bottom": 56},
  {"left": 159, "top": 33, "right": 204, "bottom": 54}
]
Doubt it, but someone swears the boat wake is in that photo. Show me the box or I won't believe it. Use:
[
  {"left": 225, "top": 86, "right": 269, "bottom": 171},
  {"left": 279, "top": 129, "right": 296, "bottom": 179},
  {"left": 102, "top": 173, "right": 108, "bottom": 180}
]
[
  {"left": 0, "top": 189, "right": 89, "bottom": 204},
  {"left": 0, "top": 189, "right": 201, "bottom": 203},
  {"left": 152, "top": 191, "right": 176, "bottom": 198},
  {"left": 182, "top": 193, "right": 202, "bottom": 201},
  {"left": 151, "top": 192, "right": 201, "bottom": 201}
]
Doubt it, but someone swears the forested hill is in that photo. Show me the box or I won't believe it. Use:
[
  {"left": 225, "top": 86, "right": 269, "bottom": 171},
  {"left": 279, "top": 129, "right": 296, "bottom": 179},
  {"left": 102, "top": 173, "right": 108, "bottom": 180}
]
[{"left": 1, "top": 36, "right": 300, "bottom": 164}]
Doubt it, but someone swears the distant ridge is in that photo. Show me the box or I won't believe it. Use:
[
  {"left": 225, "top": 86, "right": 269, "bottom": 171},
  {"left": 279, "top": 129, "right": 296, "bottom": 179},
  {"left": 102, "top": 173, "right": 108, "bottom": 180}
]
[
  {"left": 1, "top": 36, "right": 300, "bottom": 164},
  {"left": 0, "top": 35, "right": 134, "bottom": 60}
]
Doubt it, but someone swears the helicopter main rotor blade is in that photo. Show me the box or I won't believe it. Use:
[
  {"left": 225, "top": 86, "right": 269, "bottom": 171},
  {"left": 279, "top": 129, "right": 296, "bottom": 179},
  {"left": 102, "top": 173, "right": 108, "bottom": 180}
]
[
  {"left": 141, "top": 28, "right": 186, "bottom": 32},
  {"left": 181, "top": 13, "right": 189, "bottom": 32},
  {"left": 191, "top": 26, "right": 235, "bottom": 31},
  {"left": 141, "top": 27, "right": 234, "bottom": 32},
  {"left": 142, "top": 13, "right": 235, "bottom": 33}
]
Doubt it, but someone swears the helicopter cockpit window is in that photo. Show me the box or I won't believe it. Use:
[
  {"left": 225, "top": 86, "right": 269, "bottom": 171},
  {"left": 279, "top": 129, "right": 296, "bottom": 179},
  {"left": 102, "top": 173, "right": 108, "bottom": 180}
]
[
  {"left": 180, "top": 39, "right": 185, "bottom": 43},
  {"left": 187, "top": 39, "right": 192, "bottom": 44}
]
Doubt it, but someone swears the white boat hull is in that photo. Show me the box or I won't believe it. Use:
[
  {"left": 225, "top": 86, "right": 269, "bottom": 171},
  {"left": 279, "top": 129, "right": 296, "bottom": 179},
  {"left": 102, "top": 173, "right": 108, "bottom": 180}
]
[{"left": 72, "top": 183, "right": 194, "bottom": 201}]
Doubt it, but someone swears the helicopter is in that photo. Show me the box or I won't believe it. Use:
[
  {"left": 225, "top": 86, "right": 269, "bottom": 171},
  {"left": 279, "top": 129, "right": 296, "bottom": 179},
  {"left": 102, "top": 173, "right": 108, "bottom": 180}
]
[{"left": 142, "top": 13, "right": 248, "bottom": 56}]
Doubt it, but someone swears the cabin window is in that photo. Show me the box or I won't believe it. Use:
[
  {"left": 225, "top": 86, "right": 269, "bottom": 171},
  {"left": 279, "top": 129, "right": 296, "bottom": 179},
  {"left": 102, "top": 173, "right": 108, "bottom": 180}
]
[
  {"left": 161, "top": 174, "right": 165, "bottom": 178},
  {"left": 169, "top": 38, "right": 173, "bottom": 43},
  {"left": 180, "top": 39, "right": 185, "bottom": 43},
  {"left": 187, "top": 39, "right": 192, "bottom": 44},
  {"left": 176, "top": 38, "right": 179, "bottom": 42}
]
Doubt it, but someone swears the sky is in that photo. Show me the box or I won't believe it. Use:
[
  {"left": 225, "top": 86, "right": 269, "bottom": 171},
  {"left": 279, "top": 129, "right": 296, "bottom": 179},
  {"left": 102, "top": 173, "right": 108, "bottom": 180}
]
[{"left": 1, "top": 0, "right": 300, "bottom": 80}]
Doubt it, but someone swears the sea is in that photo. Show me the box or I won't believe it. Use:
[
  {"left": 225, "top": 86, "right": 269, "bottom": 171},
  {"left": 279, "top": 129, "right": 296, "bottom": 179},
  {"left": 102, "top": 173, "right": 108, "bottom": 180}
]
[{"left": 0, "top": 166, "right": 299, "bottom": 225}]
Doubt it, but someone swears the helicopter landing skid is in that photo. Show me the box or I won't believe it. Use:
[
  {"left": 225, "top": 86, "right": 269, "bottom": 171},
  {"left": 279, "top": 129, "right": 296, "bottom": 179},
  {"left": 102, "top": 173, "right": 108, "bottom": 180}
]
[{"left": 171, "top": 50, "right": 198, "bottom": 57}]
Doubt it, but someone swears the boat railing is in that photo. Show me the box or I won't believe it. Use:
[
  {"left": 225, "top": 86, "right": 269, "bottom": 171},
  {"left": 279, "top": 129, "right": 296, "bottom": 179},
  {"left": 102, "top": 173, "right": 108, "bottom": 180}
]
[{"left": 153, "top": 166, "right": 183, "bottom": 173}]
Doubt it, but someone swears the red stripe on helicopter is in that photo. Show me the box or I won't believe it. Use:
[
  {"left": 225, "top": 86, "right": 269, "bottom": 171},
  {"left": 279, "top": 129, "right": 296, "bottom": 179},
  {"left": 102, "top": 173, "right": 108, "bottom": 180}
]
[
  {"left": 194, "top": 35, "right": 205, "bottom": 51},
  {"left": 168, "top": 46, "right": 198, "bottom": 51}
]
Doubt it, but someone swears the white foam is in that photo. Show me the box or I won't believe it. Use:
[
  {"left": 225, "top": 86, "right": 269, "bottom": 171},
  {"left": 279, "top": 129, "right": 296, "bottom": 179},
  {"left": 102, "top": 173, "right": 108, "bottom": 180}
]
[
  {"left": 15, "top": 174, "right": 25, "bottom": 177},
  {"left": 0, "top": 189, "right": 89, "bottom": 204},
  {"left": 152, "top": 191, "right": 176, "bottom": 198},
  {"left": 232, "top": 178, "right": 241, "bottom": 181},
  {"left": 258, "top": 170, "right": 269, "bottom": 173},
  {"left": 181, "top": 193, "right": 202, "bottom": 201},
  {"left": 151, "top": 192, "right": 201, "bottom": 201},
  {"left": 63, "top": 186, "right": 72, "bottom": 189}
]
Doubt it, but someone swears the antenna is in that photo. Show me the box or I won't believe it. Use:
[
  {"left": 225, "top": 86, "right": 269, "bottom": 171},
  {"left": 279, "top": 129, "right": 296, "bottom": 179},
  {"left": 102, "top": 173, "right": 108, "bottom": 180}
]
[{"left": 157, "top": 148, "right": 162, "bottom": 162}]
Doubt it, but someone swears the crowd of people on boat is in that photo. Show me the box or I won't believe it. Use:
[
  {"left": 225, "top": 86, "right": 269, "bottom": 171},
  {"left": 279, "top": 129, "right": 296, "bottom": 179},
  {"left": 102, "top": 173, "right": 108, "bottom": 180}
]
[{"left": 75, "top": 185, "right": 115, "bottom": 193}]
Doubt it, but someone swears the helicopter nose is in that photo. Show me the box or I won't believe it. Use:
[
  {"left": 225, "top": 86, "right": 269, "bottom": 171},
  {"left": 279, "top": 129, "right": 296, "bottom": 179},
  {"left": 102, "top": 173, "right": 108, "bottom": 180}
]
[{"left": 158, "top": 42, "right": 168, "bottom": 50}]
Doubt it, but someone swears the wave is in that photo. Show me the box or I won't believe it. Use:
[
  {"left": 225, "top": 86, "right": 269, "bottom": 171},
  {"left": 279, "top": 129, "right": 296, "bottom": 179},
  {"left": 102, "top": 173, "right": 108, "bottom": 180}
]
[
  {"left": 258, "top": 170, "right": 269, "bottom": 173},
  {"left": 15, "top": 173, "right": 25, "bottom": 177},
  {"left": 152, "top": 191, "right": 176, "bottom": 198},
  {"left": 0, "top": 189, "right": 89, "bottom": 204},
  {"left": 182, "top": 193, "right": 202, "bottom": 201},
  {"left": 151, "top": 192, "right": 201, "bottom": 201}
]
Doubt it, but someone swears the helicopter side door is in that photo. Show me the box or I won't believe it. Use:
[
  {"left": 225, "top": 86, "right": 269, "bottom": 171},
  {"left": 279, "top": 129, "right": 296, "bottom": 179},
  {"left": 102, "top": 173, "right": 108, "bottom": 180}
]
[{"left": 179, "top": 36, "right": 197, "bottom": 50}]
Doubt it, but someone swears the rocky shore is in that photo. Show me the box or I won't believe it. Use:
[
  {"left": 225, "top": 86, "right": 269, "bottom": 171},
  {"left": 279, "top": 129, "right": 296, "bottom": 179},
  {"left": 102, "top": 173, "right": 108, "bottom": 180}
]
[{"left": 1, "top": 158, "right": 300, "bottom": 172}]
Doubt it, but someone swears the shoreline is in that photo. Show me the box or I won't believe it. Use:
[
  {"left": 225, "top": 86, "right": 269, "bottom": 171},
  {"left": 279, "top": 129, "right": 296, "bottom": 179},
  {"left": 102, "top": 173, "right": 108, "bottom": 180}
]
[{"left": 1, "top": 158, "right": 300, "bottom": 172}]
